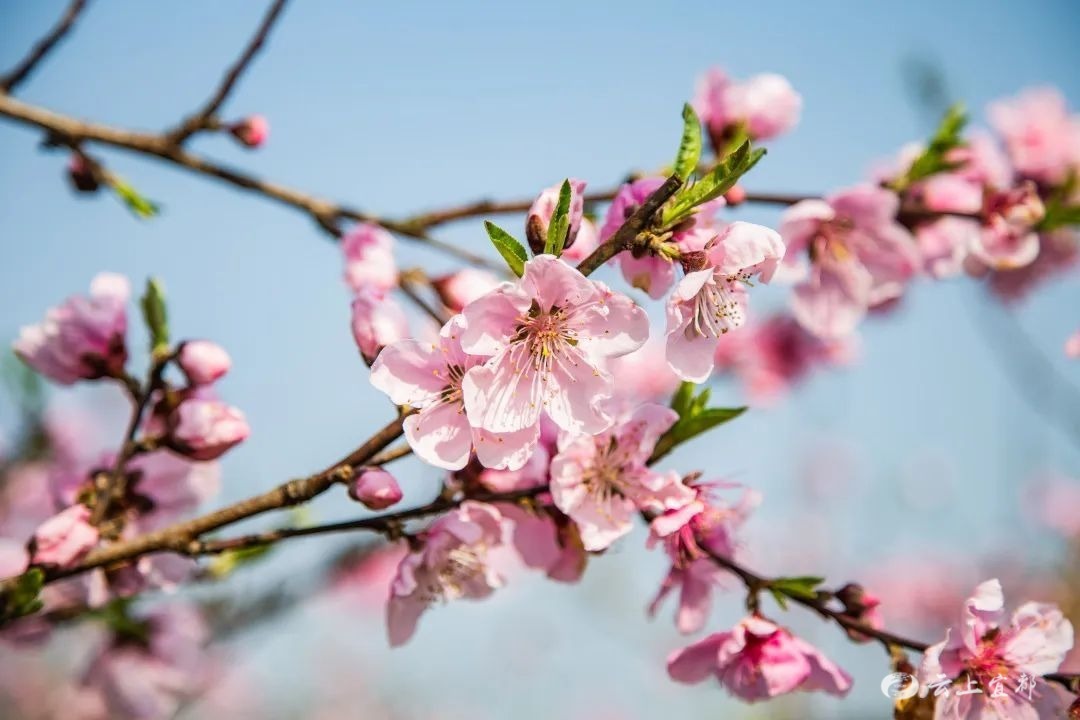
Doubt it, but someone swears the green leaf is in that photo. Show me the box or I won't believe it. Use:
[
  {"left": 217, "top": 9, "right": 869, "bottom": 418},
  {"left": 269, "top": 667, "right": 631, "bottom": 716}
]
[
  {"left": 139, "top": 278, "right": 170, "bottom": 354},
  {"left": 1038, "top": 198, "right": 1080, "bottom": 232},
  {"left": 651, "top": 381, "right": 746, "bottom": 462},
  {"left": 0, "top": 568, "right": 45, "bottom": 622},
  {"left": 484, "top": 221, "right": 528, "bottom": 277},
  {"left": 110, "top": 178, "right": 160, "bottom": 219},
  {"left": 207, "top": 543, "right": 274, "bottom": 578},
  {"left": 891, "top": 103, "right": 968, "bottom": 190},
  {"left": 663, "top": 141, "right": 765, "bottom": 225},
  {"left": 769, "top": 587, "right": 789, "bottom": 610},
  {"left": 544, "top": 180, "right": 574, "bottom": 257},
  {"left": 673, "top": 103, "right": 703, "bottom": 182},
  {"left": 771, "top": 575, "right": 826, "bottom": 602}
]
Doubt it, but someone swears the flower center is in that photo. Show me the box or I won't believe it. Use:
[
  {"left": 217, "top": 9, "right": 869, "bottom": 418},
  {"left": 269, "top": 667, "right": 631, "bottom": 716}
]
[
  {"left": 422, "top": 545, "right": 487, "bottom": 604},
  {"left": 437, "top": 364, "right": 466, "bottom": 407},
  {"left": 511, "top": 301, "right": 579, "bottom": 375},
  {"left": 581, "top": 438, "right": 633, "bottom": 505},
  {"left": 684, "top": 274, "right": 749, "bottom": 340}
]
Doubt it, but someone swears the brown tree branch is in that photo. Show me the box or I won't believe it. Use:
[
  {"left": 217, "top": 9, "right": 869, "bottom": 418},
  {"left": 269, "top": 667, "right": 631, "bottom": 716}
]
[
  {"left": 0, "top": 0, "right": 91, "bottom": 93},
  {"left": 169, "top": 0, "right": 289, "bottom": 143}
]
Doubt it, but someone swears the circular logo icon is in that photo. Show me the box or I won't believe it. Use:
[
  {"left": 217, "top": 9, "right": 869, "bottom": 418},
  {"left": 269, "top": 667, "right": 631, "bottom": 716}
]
[{"left": 881, "top": 672, "right": 920, "bottom": 700}]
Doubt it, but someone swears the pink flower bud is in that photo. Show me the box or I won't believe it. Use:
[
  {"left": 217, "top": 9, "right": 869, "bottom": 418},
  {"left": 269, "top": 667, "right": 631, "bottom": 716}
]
[
  {"left": 723, "top": 184, "right": 747, "bottom": 206},
  {"left": 67, "top": 154, "right": 99, "bottom": 193},
  {"left": 228, "top": 115, "right": 269, "bottom": 148},
  {"left": 431, "top": 268, "right": 501, "bottom": 312},
  {"left": 169, "top": 398, "right": 250, "bottom": 461},
  {"left": 31, "top": 504, "right": 99, "bottom": 567},
  {"left": 342, "top": 223, "right": 398, "bottom": 293},
  {"left": 351, "top": 290, "right": 408, "bottom": 363},
  {"left": 348, "top": 469, "right": 403, "bottom": 510},
  {"left": 177, "top": 340, "right": 231, "bottom": 385},
  {"left": 525, "top": 179, "right": 587, "bottom": 255},
  {"left": 14, "top": 273, "right": 130, "bottom": 385}
]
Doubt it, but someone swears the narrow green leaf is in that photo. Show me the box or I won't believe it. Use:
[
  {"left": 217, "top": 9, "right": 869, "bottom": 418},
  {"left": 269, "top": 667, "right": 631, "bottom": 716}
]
[
  {"left": 663, "top": 142, "right": 765, "bottom": 225},
  {"left": 771, "top": 576, "right": 826, "bottom": 601},
  {"left": 892, "top": 103, "right": 968, "bottom": 190},
  {"left": 140, "top": 278, "right": 170, "bottom": 353},
  {"left": 110, "top": 178, "right": 160, "bottom": 220},
  {"left": 1, "top": 568, "right": 45, "bottom": 622},
  {"left": 673, "top": 103, "right": 702, "bottom": 182},
  {"left": 669, "top": 381, "right": 695, "bottom": 418},
  {"left": 484, "top": 221, "right": 527, "bottom": 277},
  {"left": 650, "top": 405, "right": 747, "bottom": 462},
  {"left": 1038, "top": 202, "right": 1080, "bottom": 232},
  {"left": 545, "top": 180, "right": 574, "bottom": 257},
  {"left": 769, "top": 587, "right": 789, "bottom": 610}
]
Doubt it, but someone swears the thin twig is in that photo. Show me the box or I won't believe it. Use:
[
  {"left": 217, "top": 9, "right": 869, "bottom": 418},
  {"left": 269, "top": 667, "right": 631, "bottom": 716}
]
[
  {"left": 169, "top": 0, "right": 289, "bottom": 143},
  {"left": 397, "top": 270, "right": 451, "bottom": 324},
  {"left": 0, "top": 0, "right": 91, "bottom": 93}
]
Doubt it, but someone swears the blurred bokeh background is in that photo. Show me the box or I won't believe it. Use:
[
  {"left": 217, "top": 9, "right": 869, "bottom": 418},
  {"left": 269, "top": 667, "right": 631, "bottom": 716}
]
[{"left": 2, "top": 1, "right": 1079, "bottom": 717}]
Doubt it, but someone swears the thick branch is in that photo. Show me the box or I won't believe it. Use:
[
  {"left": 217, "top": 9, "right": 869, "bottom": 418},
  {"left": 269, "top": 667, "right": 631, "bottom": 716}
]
[
  {"left": 0, "top": 0, "right": 90, "bottom": 93},
  {"left": 169, "top": 0, "right": 289, "bottom": 143}
]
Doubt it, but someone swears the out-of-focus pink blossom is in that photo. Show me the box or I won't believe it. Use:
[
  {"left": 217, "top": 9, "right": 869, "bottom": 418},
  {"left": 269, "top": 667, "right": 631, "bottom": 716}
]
[
  {"left": 989, "top": 87, "right": 1080, "bottom": 185},
  {"left": 782, "top": 185, "right": 920, "bottom": 338},
  {"left": 14, "top": 273, "right": 130, "bottom": 384},
  {"left": 668, "top": 614, "right": 852, "bottom": 701},
  {"left": 177, "top": 340, "right": 231, "bottom": 386},
  {"left": 525, "top": 178, "right": 587, "bottom": 255},
  {"left": 665, "top": 222, "right": 785, "bottom": 382},
  {"left": 500, "top": 503, "right": 586, "bottom": 583},
  {"left": 431, "top": 268, "right": 501, "bottom": 312},
  {"left": 387, "top": 501, "right": 504, "bottom": 646},
  {"left": 125, "top": 452, "right": 221, "bottom": 532},
  {"left": 0, "top": 538, "right": 29, "bottom": 579},
  {"left": 1025, "top": 472, "right": 1080, "bottom": 537},
  {"left": 461, "top": 254, "right": 648, "bottom": 440},
  {"left": 168, "top": 399, "right": 250, "bottom": 461},
  {"left": 549, "top": 403, "right": 691, "bottom": 551},
  {"left": 986, "top": 230, "right": 1079, "bottom": 303},
  {"left": 606, "top": 337, "right": 681, "bottom": 402},
  {"left": 693, "top": 68, "right": 802, "bottom": 144},
  {"left": 342, "top": 223, "right": 398, "bottom": 294},
  {"left": 969, "top": 183, "right": 1045, "bottom": 270},
  {"left": 648, "top": 481, "right": 760, "bottom": 633},
  {"left": 918, "top": 579, "right": 1074, "bottom": 719},
  {"left": 31, "top": 504, "right": 98, "bottom": 567},
  {"left": 350, "top": 289, "right": 408, "bottom": 362},
  {"left": 228, "top": 115, "right": 269, "bottom": 148},
  {"left": 348, "top": 468, "right": 403, "bottom": 510},
  {"left": 372, "top": 315, "right": 537, "bottom": 470},
  {"left": 1066, "top": 330, "right": 1080, "bottom": 360}
]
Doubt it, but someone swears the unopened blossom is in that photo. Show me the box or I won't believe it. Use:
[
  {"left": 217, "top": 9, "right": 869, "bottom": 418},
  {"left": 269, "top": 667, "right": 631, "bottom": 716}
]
[
  {"left": 14, "top": 273, "right": 130, "bottom": 384},
  {"left": 781, "top": 185, "right": 920, "bottom": 339},
  {"left": 387, "top": 501, "right": 504, "bottom": 646},
  {"left": 1067, "top": 330, "right": 1080, "bottom": 360},
  {"left": 600, "top": 177, "right": 721, "bottom": 299},
  {"left": 31, "top": 504, "right": 99, "bottom": 567},
  {"left": 168, "top": 398, "right": 250, "bottom": 461},
  {"left": 693, "top": 68, "right": 802, "bottom": 146},
  {"left": 177, "top": 340, "right": 231, "bottom": 386},
  {"left": 918, "top": 579, "right": 1075, "bottom": 719},
  {"left": 342, "top": 223, "right": 398, "bottom": 294},
  {"left": 549, "top": 403, "right": 692, "bottom": 551},
  {"left": 968, "top": 183, "right": 1045, "bottom": 270},
  {"left": 81, "top": 603, "right": 209, "bottom": 720},
  {"left": 668, "top": 614, "right": 852, "bottom": 701},
  {"left": 371, "top": 315, "right": 538, "bottom": 471},
  {"left": 834, "top": 583, "right": 884, "bottom": 643},
  {"left": 525, "top": 178, "right": 587, "bottom": 255},
  {"left": 351, "top": 289, "right": 408, "bottom": 362},
  {"left": 649, "top": 481, "right": 760, "bottom": 633},
  {"left": 431, "top": 268, "right": 501, "bottom": 313},
  {"left": 228, "top": 114, "right": 269, "bottom": 148},
  {"left": 461, "top": 254, "right": 649, "bottom": 439},
  {"left": 348, "top": 468, "right": 403, "bottom": 510},
  {"left": 989, "top": 87, "right": 1080, "bottom": 185},
  {"left": 67, "top": 154, "right": 99, "bottom": 193},
  {"left": 665, "top": 221, "right": 785, "bottom": 382}
]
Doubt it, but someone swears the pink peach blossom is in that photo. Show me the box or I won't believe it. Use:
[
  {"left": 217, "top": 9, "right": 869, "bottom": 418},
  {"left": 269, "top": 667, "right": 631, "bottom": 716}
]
[
  {"left": 549, "top": 403, "right": 691, "bottom": 551},
  {"left": 461, "top": 254, "right": 648, "bottom": 440},
  {"left": 348, "top": 468, "right": 403, "bottom": 510},
  {"left": 431, "top": 268, "right": 501, "bottom": 312},
  {"left": 668, "top": 614, "right": 852, "bottom": 701},
  {"left": 168, "top": 398, "right": 250, "bottom": 461},
  {"left": 986, "top": 230, "right": 1079, "bottom": 303},
  {"left": 559, "top": 218, "right": 601, "bottom": 263},
  {"left": 387, "top": 501, "right": 505, "bottom": 646},
  {"left": 989, "top": 87, "right": 1080, "bottom": 185},
  {"left": 371, "top": 315, "right": 538, "bottom": 470},
  {"left": 177, "top": 340, "right": 231, "bottom": 386},
  {"left": 500, "top": 503, "right": 586, "bottom": 584},
  {"left": 969, "top": 183, "right": 1045, "bottom": 270},
  {"left": 14, "top": 273, "right": 130, "bottom": 384},
  {"left": 31, "top": 504, "right": 98, "bottom": 567},
  {"left": 665, "top": 222, "right": 785, "bottom": 382},
  {"left": 342, "top": 223, "right": 398, "bottom": 294},
  {"left": 918, "top": 579, "right": 1074, "bottom": 719},
  {"left": 125, "top": 452, "right": 221, "bottom": 533},
  {"left": 606, "top": 337, "right": 681, "bottom": 402},
  {"left": 350, "top": 288, "right": 408, "bottom": 362},
  {"left": 693, "top": 68, "right": 802, "bottom": 144},
  {"left": 0, "top": 539, "right": 29, "bottom": 579}
]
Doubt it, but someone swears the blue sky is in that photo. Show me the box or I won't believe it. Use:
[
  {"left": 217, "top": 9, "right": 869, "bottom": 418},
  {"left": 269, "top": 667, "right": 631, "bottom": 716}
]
[{"left": 2, "top": 1, "right": 1079, "bottom": 717}]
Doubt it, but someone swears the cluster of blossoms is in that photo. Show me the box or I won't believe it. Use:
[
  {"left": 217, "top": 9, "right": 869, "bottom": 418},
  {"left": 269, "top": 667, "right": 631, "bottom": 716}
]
[{"left": 2, "top": 275, "right": 253, "bottom": 716}]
